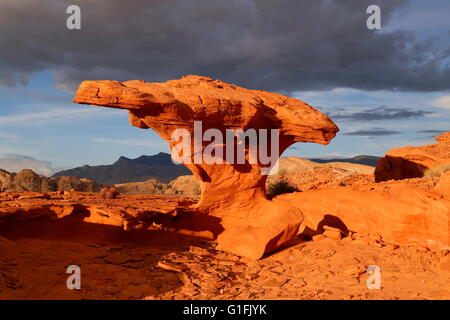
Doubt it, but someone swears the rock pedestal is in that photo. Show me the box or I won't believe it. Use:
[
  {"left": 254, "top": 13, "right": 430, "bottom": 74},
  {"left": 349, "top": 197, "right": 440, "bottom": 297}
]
[{"left": 74, "top": 75, "right": 339, "bottom": 259}]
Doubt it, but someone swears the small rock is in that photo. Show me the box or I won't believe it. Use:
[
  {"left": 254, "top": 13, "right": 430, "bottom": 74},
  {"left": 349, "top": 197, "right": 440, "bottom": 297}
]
[
  {"left": 262, "top": 278, "right": 287, "bottom": 287},
  {"left": 351, "top": 239, "right": 368, "bottom": 246},
  {"left": 344, "top": 265, "right": 366, "bottom": 277},
  {"left": 214, "top": 252, "right": 239, "bottom": 261},
  {"left": 370, "top": 239, "right": 384, "bottom": 248},
  {"left": 189, "top": 245, "right": 210, "bottom": 256},
  {"left": 368, "top": 233, "right": 382, "bottom": 241},
  {"left": 217, "top": 259, "right": 235, "bottom": 266},
  {"left": 176, "top": 271, "right": 192, "bottom": 286},
  {"left": 312, "top": 234, "right": 327, "bottom": 242},
  {"left": 157, "top": 261, "right": 185, "bottom": 272},
  {"left": 323, "top": 230, "right": 342, "bottom": 240},
  {"left": 100, "top": 187, "right": 120, "bottom": 199},
  {"left": 323, "top": 225, "right": 344, "bottom": 233},
  {"left": 239, "top": 256, "right": 259, "bottom": 266}
]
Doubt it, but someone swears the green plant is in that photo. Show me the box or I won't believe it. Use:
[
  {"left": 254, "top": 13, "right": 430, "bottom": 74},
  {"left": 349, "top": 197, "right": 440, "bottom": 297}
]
[
  {"left": 423, "top": 163, "right": 450, "bottom": 178},
  {"left": 267, "top": 180, "right": 298, "bottom": 196}
]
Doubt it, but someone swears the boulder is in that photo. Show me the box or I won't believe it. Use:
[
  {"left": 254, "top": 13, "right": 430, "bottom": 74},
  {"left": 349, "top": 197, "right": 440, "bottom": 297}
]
[
  {"left": 0, "top": 168, "right": 106, "bottom": 193},
  {"left": 0, "top": 169, "right": 14, "bottom": 192},
  {"left": 53, "top": 176, "right": 105, "bottom": 192},
  {"left": 375, "top": 132, "right": 450, "bottom": 182},
  {"left": 73, "top": 75, "right": 339, "bottom": 259},
  {"left": 8, "top": 169, "right": 54, "bottom": 192},
  {"left": 281, "top": 181, "right": 450, "bottom": 250}
]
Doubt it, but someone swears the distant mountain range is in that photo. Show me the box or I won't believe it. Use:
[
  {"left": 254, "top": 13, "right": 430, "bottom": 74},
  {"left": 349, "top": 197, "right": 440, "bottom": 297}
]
[
  {"left": 309, "top": 155, "right": 380, "bottom": 167},
  {"left": 51, "top": 153, "right": 380, "bottom": 184},
  {"left": 51, "top": 152, "right": 191, "bottom": 184}
]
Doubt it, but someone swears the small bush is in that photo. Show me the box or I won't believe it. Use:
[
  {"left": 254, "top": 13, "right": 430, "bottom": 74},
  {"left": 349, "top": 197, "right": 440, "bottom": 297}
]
[
  {"left": 267, "top": 180, "right": 298, "bottom": 196},
  {"left": 423, "top": 163, "right": 450, "bottom": 178},
  {"left": 192, "top": 184, "right": 201, "bottom": 197}
]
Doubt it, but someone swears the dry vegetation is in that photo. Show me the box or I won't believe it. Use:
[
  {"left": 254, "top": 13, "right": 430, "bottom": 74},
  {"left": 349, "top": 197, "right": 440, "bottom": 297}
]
[{"left": 424, "top": 163, "right": 450, "bottom": 178}]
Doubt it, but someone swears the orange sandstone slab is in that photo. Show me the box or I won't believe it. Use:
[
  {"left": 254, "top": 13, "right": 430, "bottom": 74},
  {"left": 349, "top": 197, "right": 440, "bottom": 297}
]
[
  {"left": 375, "top": 132, "right": 450, "bottom": 182},
  {"left": 281, "top": 182, "right": 450, "bottom": 250}
]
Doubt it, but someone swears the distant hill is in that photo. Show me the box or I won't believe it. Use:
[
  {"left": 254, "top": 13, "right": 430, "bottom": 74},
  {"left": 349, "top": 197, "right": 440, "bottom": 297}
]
[
  {"left": 51, "top": 153, "right": 378, "bottom": 185},
  {"left": 0, "top": 168, "right": 106, "bottom": 193},
  {"left": 309, "top": 155, "right": 380, "bottom": 167},
  {"left": 115, "top": 155, "right": 376, "bottom": 196},
  {"left": 51, "top": 152, "right": 191, "bottom": 184}
]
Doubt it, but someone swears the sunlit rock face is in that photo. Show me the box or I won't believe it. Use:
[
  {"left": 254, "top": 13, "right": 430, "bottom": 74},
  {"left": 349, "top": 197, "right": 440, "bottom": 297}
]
[
  {"left": 375, "top": 132, "right": 450, "bottom": 182},
  {"left": 74, "top": 75, "right": 338, "bottom": 259}
]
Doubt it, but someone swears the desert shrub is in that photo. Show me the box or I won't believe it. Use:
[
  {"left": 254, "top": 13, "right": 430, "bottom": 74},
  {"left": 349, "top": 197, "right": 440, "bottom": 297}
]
[
  {"left": 423, "top": 163, "right": 450, "bottom": 178},
  {"left": 267, "top": 180, "right": 298, "bottom": 196},
  {"left": 192, "top": 183, "right": 201, "bottom": 197}
]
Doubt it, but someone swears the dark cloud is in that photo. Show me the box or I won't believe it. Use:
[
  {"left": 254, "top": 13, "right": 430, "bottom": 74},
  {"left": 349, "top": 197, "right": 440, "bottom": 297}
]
[
  {"left": 344, "top": 129, "right": 401, "bottom": 136},
  {"left": 1, "top": 0, "right": 450, "bottom": 92},
  {"left": 416, "top": 129, "right": 448, "bottom": 139},
  {"left": 328, "top": 106, "right": 432, "bottom": 121},
  {"left": 416, "top": 130, "right": 447, "bottom": 134}
]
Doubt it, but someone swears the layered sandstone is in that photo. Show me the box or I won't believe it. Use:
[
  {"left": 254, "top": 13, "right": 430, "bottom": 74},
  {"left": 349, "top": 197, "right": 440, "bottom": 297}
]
[
  {"left": 282, "top": 179, "right": 450, "bottom": 250},
  {"left": 375, "top": 132, "right": 450, "bottom": 182},
  {"left": 74, "top": 75, "right": 339, "bottom": 258}
]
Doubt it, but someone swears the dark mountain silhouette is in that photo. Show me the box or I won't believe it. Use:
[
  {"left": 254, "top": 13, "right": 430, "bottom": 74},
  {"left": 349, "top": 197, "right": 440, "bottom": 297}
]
[
  {"left": 51, "top": 153, "right": 379, "bottom": 185},
  {"left": 309, "top": 155, "right": 380, "bottom": 167},
  {"left": 52, "top": 152, "right": 191, "bottom": 184}
]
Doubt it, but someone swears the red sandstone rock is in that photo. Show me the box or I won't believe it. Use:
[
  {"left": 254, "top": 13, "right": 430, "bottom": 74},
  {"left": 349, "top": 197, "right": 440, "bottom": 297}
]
[
  {"left": 375, "top": 132, "right": 450, "bottom": 182},
  {"left": 0, "top": 168, "right": 106, "bottom": 193},
  {"left": 73, "top": 75, "right": 339, "bottom": 259},
  {"left": 282, "top": 181, "right": 450, "bottom": 250}
]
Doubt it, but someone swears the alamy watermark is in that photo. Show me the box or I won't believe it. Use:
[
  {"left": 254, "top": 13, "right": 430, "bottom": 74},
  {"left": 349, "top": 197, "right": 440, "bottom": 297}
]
[
  {"left": 66, "top": 265, "right": 81, "bottom": 290},
  {"left": 66, "top": 5, "right": 81, "bottom": 30},
  {"left": 367, "top": 5, "right": 381, "bottom": 30},
  {"left": 366, "top": 265, "right": 381, "bottom": 290},
  {"left": 66, "top": 5, "right": 381, "bottom": 33},
  {"left": 170, "top": 121, "right": 280, "bottom": 175}
]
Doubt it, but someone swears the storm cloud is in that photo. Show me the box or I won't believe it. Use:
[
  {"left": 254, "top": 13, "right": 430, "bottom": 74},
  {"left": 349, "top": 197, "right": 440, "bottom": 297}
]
[
  {"left": 416, "top": 130, "right": 447, "bottom": 134},
  {"left": 344, "top": 129, "right": 402, "bottom": 136},
  {"left": 328, "top": 106, "right": 432, "bottom": 121},
  {"left": 1, "top": 0, "right": 450, "bottom": 92}
]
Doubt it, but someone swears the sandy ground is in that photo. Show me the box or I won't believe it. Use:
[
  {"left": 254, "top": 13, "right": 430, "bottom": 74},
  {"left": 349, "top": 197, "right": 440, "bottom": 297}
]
[{"left": 1, "top": 209, "right": 449, "bottom": 300}]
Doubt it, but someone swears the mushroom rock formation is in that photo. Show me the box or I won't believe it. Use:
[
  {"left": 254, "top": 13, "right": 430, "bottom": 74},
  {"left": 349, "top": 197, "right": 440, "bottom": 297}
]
[
  {"left": 73, "top": 75, "right": 339, "bottom": 259},
  {"left": 375, "top": 132, "right": 450, "bottom": 182}
]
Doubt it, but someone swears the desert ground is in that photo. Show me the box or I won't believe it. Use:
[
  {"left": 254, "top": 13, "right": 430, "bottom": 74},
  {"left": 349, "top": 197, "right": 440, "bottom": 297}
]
[{"left": 1, "top": 173, "right": 449, "bottom": 300}]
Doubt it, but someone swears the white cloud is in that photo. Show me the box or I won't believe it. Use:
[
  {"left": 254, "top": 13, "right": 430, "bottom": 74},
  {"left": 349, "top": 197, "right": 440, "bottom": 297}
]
[
  {"left": 0, "top": 133, "right": 19, "bottom": 140},
  {"left": 0, "top": 107, "right": 123, "bottom": 125},
  {"left": 429, "top": 95, "right": 450, "bottom": 109},
  {"left": 0, "top": 155, "right": 59, "bottom": 176}
]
